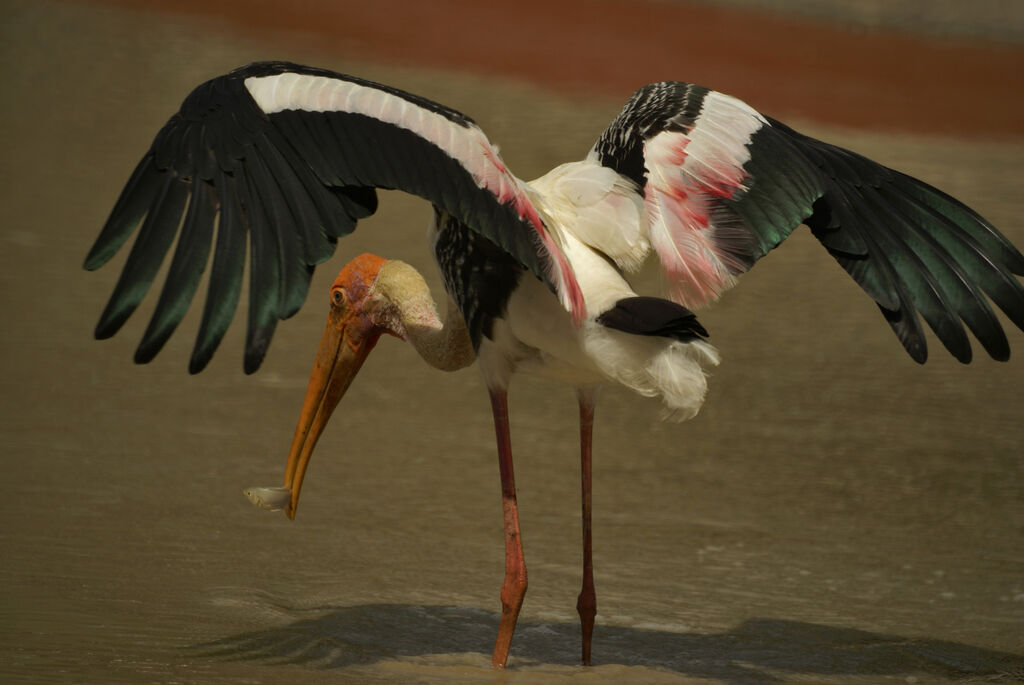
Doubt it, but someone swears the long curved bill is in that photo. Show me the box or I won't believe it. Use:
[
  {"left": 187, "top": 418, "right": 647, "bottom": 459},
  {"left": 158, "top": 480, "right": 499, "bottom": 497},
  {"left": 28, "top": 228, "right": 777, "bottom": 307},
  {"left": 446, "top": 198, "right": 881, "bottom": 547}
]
[{"left": 244, "top": 307, "right": 382, "bottom": 519}]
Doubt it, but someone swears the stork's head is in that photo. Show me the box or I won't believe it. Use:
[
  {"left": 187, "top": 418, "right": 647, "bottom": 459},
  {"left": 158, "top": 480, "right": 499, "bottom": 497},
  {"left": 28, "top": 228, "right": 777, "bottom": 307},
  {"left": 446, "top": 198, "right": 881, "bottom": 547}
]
[
  {"left": 243, "top": 252, "right": 472, "bottom": 518},
  {"left": 245, "top": 254, "right": 400, "bottom": 519}
]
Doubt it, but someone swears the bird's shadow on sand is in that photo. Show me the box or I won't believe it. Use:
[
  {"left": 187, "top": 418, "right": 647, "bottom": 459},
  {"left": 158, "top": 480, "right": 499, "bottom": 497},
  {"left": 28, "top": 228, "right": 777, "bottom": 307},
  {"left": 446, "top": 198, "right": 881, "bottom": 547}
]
[{"left": 192, "top": 603, "right": 1024, "bottom": 682}]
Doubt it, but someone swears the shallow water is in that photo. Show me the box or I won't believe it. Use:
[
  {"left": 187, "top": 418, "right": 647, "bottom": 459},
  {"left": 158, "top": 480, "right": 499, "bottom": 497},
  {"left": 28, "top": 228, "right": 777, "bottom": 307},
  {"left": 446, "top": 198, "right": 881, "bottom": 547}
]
[{"left": 2, "top": 2, "right": 1023, "bottom": 683}]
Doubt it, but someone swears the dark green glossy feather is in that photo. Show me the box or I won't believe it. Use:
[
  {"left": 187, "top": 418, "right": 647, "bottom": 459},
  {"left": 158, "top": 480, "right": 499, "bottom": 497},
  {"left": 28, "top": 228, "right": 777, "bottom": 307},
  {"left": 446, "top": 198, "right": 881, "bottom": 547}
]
[
  {"left": 189, "top": 171, "right": 246, "bottom": 374},
  {"left": 94, "top": 170, "right": 189, "bottom": 339},
  {"left": 236, "top": 160, "right": 281, "bottom": 375},
  {"left": 135, "top": 179, "right": 217, "bottom": 363},
  {"left": 767, "top": 122, "right": 1022, "bottom": 362},
  {"left": 84, "top": 155, "right": 164, "bottom": 271}
]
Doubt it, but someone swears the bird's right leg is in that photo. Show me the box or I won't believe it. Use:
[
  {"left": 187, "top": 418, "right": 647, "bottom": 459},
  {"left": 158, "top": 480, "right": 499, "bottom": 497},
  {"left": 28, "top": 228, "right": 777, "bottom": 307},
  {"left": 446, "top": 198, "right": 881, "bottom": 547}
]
[
  {"left": 488, "top": 388, "right": 527, "bottom": 669},
  {"left": 576, "top": 387, "right": 598, "bottom": 665}
]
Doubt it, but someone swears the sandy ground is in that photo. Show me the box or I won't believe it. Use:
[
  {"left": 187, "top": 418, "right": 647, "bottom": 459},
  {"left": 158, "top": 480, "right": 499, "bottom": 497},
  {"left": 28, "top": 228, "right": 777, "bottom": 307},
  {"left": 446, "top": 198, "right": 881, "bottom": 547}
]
[{"left": 2, "top": 1, "right": 1023, "bottom": 683}]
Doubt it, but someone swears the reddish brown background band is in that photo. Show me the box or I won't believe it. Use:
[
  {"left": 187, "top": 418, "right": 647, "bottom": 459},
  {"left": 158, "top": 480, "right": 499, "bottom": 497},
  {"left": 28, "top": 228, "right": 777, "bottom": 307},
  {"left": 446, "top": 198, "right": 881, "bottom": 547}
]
[{"left": 80, "top": 0, "right": 1023, "bottom": 138}]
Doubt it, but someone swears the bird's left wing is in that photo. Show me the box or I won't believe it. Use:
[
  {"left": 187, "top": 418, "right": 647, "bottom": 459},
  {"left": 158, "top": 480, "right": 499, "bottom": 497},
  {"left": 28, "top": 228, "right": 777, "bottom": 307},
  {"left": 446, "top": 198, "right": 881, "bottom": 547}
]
[
  {"left": 86, "top": 61, "right": 582, "bottom": 373},
  {"left": 589, "top": 81, "right": 1024, "bottom": 363}
]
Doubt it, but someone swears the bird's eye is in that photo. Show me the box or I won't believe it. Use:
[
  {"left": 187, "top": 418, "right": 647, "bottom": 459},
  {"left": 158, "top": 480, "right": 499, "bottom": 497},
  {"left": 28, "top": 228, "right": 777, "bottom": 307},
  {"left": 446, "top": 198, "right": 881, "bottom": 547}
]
[{"left": 331, "top": 289, "right": 346, "bottom": 306}]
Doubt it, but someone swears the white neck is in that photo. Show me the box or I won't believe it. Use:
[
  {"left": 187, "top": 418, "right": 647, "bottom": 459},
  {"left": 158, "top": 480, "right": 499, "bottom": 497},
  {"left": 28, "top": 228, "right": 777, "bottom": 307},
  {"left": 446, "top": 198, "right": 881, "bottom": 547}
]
[{"left": 374, "top": 261, "right": 475, "bottom": 372}]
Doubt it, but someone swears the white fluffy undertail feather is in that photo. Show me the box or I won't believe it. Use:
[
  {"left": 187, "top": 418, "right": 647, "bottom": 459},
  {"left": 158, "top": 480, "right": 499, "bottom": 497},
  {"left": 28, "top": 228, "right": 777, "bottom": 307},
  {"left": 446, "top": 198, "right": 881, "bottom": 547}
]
[
  {"left": 649, "top": 339, "right": 720, "bottom": 421},
  {"left": 584, "top": 325, "right": 720, "bottom": 422}
]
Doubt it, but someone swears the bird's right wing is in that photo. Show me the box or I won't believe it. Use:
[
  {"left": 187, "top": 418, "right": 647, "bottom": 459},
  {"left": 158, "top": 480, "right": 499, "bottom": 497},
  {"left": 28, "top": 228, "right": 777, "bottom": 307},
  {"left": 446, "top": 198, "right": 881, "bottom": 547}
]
[
  {"left": 86, "top": 61, "right": 583, "bottom": 374},
  {"left": 589, "top": 81, "right": 1024, "bottom": 363}
]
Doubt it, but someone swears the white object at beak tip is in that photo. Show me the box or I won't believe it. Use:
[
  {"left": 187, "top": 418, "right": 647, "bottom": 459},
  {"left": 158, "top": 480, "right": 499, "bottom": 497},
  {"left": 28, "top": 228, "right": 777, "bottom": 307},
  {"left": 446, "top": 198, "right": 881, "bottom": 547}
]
[{"left": 243, "top": 486, "right": 292, "bottom": 511}]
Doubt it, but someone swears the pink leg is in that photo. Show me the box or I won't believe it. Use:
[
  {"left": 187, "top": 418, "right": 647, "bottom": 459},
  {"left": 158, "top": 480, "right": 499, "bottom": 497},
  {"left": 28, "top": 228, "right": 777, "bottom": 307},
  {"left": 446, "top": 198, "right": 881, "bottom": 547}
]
[
  {"left": 576, "top": 388, "right": 597, "bottom": 665},
  {"left": 489, "top": 389, "right": 527, "bottom": 669}
]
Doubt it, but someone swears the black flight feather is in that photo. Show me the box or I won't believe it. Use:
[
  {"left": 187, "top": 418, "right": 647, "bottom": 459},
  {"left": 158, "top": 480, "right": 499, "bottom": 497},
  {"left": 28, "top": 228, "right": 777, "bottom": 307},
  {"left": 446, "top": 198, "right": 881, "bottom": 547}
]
[
  {"left": 135, "top": 179, "right": 217, "bottom": 363},
  {"left": 189, "top": 171, "right": 246, "bottom": 374},
  {"left": 238, "top": 161, "right": 281, "bottom": 374},
  {"left": 84, "top": 155, "right": 164, "bottom": 271},
  {"left": 94, "top": 170, "right": 190, "bottom": 340}
]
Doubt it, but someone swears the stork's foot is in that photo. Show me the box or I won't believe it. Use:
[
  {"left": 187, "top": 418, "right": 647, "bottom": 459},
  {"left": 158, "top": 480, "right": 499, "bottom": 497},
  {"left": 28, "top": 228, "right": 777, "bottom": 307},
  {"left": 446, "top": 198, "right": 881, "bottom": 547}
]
[
  {"left": 577, "top": 585, "right": 596, "bottom": 665},
  {"left": 492, "top": 562, "right": 527, "bottom": 668}
]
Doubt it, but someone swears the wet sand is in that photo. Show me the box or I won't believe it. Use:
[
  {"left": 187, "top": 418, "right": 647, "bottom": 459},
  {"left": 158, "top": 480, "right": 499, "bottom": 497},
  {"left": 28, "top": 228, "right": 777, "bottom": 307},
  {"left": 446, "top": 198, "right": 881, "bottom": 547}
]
[{"left": 2, "top": 1, "right": 1023, "bottom": 683}]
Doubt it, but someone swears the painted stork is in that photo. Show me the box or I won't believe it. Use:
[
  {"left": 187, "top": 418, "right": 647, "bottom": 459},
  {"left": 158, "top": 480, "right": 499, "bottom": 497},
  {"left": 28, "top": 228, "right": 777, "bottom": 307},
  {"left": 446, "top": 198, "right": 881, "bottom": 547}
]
[{"left": 86, "top": 62, "right": 1024, "bottom": 668}]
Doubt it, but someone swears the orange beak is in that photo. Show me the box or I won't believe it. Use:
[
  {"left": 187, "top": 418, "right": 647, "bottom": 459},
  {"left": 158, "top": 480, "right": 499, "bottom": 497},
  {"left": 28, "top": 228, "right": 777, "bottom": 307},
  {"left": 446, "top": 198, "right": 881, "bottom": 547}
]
[{"left": 277, "top": 303, "right": 383, "bottom": 519}]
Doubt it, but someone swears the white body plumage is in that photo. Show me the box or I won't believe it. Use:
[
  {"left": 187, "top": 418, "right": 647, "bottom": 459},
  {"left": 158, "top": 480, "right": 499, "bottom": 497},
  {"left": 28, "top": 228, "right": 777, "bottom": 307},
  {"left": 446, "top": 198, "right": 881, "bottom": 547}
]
[{"left": 472, "top": 160, "right": 720, "bottom": 421}]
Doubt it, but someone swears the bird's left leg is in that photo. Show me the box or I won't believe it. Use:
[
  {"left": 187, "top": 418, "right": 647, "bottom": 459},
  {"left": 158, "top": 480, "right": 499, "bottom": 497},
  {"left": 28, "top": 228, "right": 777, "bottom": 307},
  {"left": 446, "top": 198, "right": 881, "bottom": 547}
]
[
  {"left": 576, "top": 387, "right": 598, "bottom": 665},
  {"left": 489, "top": 388, "right": 527, "bottom": 669}
]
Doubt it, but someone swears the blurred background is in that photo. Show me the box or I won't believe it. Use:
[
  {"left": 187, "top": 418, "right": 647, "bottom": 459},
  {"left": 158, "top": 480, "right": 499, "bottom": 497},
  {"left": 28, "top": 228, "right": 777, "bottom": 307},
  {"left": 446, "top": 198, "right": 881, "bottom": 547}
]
[{"left": 2, "top": 1, "right": 1022, "bottom": 683}]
